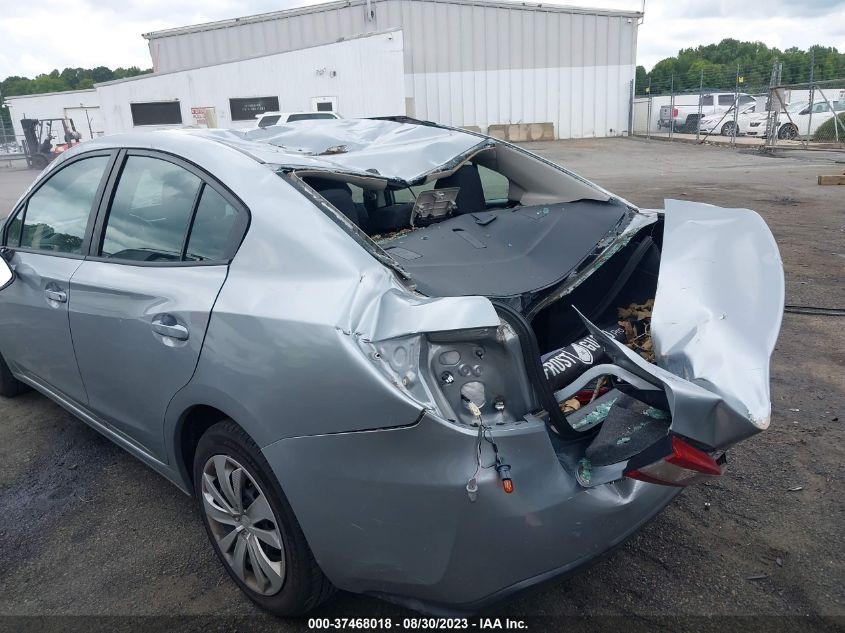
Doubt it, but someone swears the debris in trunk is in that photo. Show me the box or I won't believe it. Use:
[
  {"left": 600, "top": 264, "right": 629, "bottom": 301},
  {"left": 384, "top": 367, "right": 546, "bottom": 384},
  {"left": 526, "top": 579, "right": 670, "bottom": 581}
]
[
  {"left": 578, "top": 398, "right": 618, "bottom": 429},
  {"left": 644, "top": 406, "right": 670, "bottom": 420},
  {"left": 560, "top": 398, "right": 581, "bottom": 414},
  {"left": 372, "top": 227, "right": 414, "bottom": 243},
  {"left": 618, "top": 299, "right": 655, "bottom": 362},
  {"left": 577, "top": 457, "right": 592, "bottom": 485}
]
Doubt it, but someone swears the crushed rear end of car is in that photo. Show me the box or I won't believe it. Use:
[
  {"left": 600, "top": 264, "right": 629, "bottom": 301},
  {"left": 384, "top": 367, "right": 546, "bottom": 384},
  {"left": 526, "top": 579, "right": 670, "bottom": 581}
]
[{"left": 245, "top": 121, "right": 784, "bottom": 611}]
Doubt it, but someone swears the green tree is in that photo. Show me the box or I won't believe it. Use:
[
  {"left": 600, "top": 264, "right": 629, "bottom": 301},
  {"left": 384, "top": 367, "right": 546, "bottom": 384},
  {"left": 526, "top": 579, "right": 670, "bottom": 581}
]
[
  {"left": 640, "top": 39, "right": 843, "bottom": 96},
  {"left": 635, "top": 65, "right": 648, "bottom": 92},
  {"left": 1, "top": 65, "right": 151, "bottom": 142}
]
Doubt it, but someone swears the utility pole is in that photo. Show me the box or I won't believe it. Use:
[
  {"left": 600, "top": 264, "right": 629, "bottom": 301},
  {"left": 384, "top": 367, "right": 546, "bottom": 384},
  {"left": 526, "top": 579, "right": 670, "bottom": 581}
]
[
  {"left": 763, "top": 60, "right": 782, "bottom": 151},
  {"left": 732, "top": 65, "right": 740, "bottom": 146},
  {"left": 696, "top": 68, "right": 704, "bottom": 142},
  {"left": 669, "top": 73, "right": 674, "bottom": 141},
  {"left": 807, "top": 48, "right": 816, "bottom": 144},
  {"left": 0, "top": 86, "right": 10, "bottom": 148}
]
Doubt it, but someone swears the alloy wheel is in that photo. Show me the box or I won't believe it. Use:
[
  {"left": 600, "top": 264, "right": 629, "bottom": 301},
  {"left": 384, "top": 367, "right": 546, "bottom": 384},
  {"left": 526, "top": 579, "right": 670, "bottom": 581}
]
[{"left": 201, "top": 454, "right": 286, "bottom": 595}]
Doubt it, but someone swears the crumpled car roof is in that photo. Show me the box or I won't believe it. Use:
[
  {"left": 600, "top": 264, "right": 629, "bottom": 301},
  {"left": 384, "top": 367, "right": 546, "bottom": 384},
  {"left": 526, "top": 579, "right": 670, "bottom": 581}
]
[{"left": 200, "top": 118, "right": 488, "bottom": 183}]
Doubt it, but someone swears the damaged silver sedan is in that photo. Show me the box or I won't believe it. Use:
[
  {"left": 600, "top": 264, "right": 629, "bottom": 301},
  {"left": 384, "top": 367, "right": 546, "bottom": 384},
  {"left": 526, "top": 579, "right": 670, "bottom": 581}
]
[{"left": 0, "top": 119, "right": 784, "bottom": 615}]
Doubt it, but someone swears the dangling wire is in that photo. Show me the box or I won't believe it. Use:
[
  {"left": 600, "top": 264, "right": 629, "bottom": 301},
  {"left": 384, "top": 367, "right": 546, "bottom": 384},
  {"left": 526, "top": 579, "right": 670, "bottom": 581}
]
[{"left": 465, "top": 397, "right": 513, "bottom": 497}]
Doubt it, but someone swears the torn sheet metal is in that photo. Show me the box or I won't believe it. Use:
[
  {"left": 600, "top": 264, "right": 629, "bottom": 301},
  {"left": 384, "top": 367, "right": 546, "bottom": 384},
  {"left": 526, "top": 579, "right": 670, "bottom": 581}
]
[
  {"left": 577, "top": 200, "right": 784, "bottom": 450},
  {"left": 203, "top": 119, "right": 487, "bottom": 183},
  {"left": 356, "top": 288, "right": 500, "bottom": 343}
]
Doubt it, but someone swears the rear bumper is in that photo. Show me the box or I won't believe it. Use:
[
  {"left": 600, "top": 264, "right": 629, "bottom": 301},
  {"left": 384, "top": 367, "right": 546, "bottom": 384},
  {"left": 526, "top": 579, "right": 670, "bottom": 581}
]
[{"left": 262, "top": 413, "right": 680, "bottom": 610}]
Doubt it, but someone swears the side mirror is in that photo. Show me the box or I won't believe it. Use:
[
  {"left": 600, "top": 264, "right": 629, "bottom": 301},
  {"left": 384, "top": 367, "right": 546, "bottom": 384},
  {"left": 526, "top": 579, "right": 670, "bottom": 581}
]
[{"left": 0, "top": 248, "right": 15, "bottom": 291}]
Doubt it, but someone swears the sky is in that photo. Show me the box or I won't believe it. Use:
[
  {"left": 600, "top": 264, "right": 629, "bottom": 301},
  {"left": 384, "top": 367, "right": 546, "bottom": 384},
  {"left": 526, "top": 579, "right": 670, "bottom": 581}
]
[{"left": 1, "top": 0, "right": 844, "bottom": 80}]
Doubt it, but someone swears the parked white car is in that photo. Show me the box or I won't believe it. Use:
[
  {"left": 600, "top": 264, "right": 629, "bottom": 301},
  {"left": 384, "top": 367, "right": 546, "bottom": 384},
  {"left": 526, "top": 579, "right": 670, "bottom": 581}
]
[
  {"left": 698, "top": 103, "right": 760, "bottom": 136},
  {"left": 254, "top": 111, "right": 342, "bottom": 129},
  {"left": 658, "top": 93, "right": 756, "bottom": 132},
  {"left": 742, "top": 102, "right": 807, "bottom": 138},
  {"left": 771, "top": 100, "right": 845, "bottom": 140}
]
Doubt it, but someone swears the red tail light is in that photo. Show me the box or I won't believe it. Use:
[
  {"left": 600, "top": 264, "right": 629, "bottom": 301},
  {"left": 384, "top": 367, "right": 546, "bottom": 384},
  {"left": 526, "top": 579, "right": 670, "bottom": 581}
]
[
  {"left": 625, "top": 436, "right": 724, "bottom": 487},
  {"left": 672, "top": 107, "right": 679, "bottom": 117}
]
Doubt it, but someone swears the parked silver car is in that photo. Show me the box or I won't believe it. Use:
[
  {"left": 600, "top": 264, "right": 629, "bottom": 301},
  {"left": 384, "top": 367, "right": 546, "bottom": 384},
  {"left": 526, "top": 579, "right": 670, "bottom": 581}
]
[{"left": 0, "top": 119, "right": 784, "bottom": 616}]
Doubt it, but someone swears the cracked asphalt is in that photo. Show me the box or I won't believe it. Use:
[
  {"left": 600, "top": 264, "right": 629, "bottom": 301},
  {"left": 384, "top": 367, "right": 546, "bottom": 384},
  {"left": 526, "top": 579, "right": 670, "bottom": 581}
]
[{"left": 0, "top": 138, "right": 842, "bottom": 631}]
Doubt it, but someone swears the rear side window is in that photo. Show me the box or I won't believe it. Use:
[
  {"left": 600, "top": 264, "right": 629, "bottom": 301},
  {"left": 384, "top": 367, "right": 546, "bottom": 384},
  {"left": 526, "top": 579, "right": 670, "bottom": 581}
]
[
  {"left": 101, "top": 156, "right": 200, "bottom": 262},
  {"left": 701, "top": 96, "right": 714, "bottom": 106},
  {"left": 477, "top": 165, "right": 510, "bottom": 202},
  {"left": 718, "top": 95, "right": 735, "bottom": 106},
  {"left": 185, "top": 186, "right": 246, "bottom": 261},
  {"left": 17, "top": 156, "right": 109, "bottom": 254}
]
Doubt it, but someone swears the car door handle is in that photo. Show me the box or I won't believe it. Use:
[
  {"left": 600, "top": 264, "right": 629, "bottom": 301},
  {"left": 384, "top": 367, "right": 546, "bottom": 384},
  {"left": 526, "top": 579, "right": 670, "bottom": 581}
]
[
  {"left": 45, "top": 289, "right": 67, "bottom": 303},
  {"left": 151, "top": 319, "right": 189, "bottom": 341}
]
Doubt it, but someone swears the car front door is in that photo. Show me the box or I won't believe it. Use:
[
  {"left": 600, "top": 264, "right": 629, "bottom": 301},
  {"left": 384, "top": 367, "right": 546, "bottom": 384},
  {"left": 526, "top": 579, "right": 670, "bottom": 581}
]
[
  {"left": 68, "top": 150, "right": 248, "bottom": 459},
  {"left": 0, "top": 153, "right": 114, "bottom": 404}
]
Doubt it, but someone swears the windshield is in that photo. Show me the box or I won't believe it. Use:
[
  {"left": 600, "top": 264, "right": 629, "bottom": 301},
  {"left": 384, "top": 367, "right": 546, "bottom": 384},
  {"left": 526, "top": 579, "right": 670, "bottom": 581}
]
[
  {"left": 287, "top": 113, "right": 337, "bottom": 122},
  {"left": 258, "top": 115, "right": 282, "bottom": 128},
  {"left": 786, "top": 102, "right": 808, "bottom": 113}
]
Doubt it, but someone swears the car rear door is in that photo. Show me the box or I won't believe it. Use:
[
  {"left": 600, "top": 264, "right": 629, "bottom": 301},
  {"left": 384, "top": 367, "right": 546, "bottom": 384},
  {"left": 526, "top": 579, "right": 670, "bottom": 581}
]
[
  {"left": 0, "top": 152, "right": 115, "bottom": 404},
  {"left": 68, "top": 150, "right": 249, "bottom": 459}
]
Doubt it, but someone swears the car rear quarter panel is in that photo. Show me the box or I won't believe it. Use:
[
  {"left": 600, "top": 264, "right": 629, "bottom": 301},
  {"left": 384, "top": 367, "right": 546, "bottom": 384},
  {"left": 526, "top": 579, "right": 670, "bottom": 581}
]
[{"left": 160, "top": 156, "right": 428, "bottom": 451}]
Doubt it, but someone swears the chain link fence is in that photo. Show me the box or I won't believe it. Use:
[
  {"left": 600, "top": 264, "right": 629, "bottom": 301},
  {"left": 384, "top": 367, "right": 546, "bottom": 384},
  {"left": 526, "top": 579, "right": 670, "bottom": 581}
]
[
  {"left": 761, "top": 79, "right": 845, "bottom": 148},
  {"left": 632, "top": 61, "right": 845, "bottom": 152}
]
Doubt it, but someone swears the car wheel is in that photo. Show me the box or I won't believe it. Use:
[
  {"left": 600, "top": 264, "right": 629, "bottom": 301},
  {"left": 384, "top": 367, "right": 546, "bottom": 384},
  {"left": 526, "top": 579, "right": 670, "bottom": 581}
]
[
  {"left": 720, "top": 121, "right": 737, "bottom": 136},
  {"left": 0, "top": 354, "right": 29, "bottom": 397},
  {"left": 779, "top": 123, "right": 798, "bottom": 140},
  {"left": 193, "top": 420, "right": 335, "bottom": 616}
]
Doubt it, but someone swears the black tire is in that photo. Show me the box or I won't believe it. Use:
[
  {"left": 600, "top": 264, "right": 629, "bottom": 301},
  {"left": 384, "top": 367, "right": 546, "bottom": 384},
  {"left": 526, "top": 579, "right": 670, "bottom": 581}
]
[
  {"left": 193, "top": 419, "right": 335, "bottom": 616},
  {"left": 779, "top": 123, "right": 798, "bottom": 140},
  {"left": 0, "top": 353, "right": 28, "bottom": 397},
  {"left": 720, "top": 121, "right": 737, "bottom": 137}
]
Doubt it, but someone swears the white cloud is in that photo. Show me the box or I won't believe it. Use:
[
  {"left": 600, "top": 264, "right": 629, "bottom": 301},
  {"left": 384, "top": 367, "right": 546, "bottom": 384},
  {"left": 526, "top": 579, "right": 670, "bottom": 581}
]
[{"left": 0, "top": 0, "right": 843, "bottom": 79}]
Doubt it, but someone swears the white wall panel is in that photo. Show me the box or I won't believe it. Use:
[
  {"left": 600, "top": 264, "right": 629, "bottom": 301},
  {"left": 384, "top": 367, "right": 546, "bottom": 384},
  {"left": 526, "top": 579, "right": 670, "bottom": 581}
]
[
  {"left": 409, "top": 64, "right": 635, "bottom": 138},
  {"left": 97, "top": 32, "right": 404, "bottom": 135},
  {"left": 6, "top": 90, "right": 102, "bottom": 140}
]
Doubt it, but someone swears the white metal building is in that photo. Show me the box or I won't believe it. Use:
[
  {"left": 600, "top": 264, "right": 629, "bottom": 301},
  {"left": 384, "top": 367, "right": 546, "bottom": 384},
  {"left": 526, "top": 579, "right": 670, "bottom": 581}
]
[
  {"left": 142, "top": 0, "right": 642, "bottom": 139},
  {"left": 6, "top": 89, "right": 103, "bottom": 140},
  {"left": 96, "top": 31, "right": 404, "bottom": 135},
  {"left": 5, "top": 0, "right": 642, "bottom": 141}
]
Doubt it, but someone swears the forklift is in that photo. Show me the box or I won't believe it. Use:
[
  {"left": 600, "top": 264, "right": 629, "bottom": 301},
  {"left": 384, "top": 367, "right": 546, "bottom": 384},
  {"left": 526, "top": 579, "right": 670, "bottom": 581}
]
[{"left": 20, "top": 118, "right": 82, "bottom": 169}]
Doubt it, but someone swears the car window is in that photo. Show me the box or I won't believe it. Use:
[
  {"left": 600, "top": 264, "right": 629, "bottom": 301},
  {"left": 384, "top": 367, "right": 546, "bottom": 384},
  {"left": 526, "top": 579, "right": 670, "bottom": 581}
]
[
  {"left": 739, "top": 95, "right": 755, "bottom": 105},
  {"left": 185, "top": 185, "right": 244, "bottom": 261},
  {"left": 346, "top": 183, "right": 365, "bottom": 204},
  {"left": 101, "top": 156, "right": 201, "bottom": 262},
  {"left": 287, "top": 113, "right": 337, "bottom": 122},
  {"left": 258, "top": 115, "right": 282, "bottom": 128},
  {"left": 17, "top": 156, "right": 109, "bottom": 254},
  {"left": 701, "top": 96, "right": 713, "bottom": 106},
  {"left": 718, "top": 95, "right": 735, "bottom": 106},
  {"left": 391, "top": 164, "right": 509, "bottom": 204},
  {"left": 478, "top": 165, "right": 510, "bottom": 202},
  {"left": 5, "top": 209, "right": 23, "bottom": 247}
]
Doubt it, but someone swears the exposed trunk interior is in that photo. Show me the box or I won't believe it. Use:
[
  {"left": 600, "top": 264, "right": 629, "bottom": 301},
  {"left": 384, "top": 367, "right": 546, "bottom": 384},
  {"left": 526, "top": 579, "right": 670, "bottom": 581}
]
[{"left": 522, "top": 220, "right": 673, "bottom": 472}]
